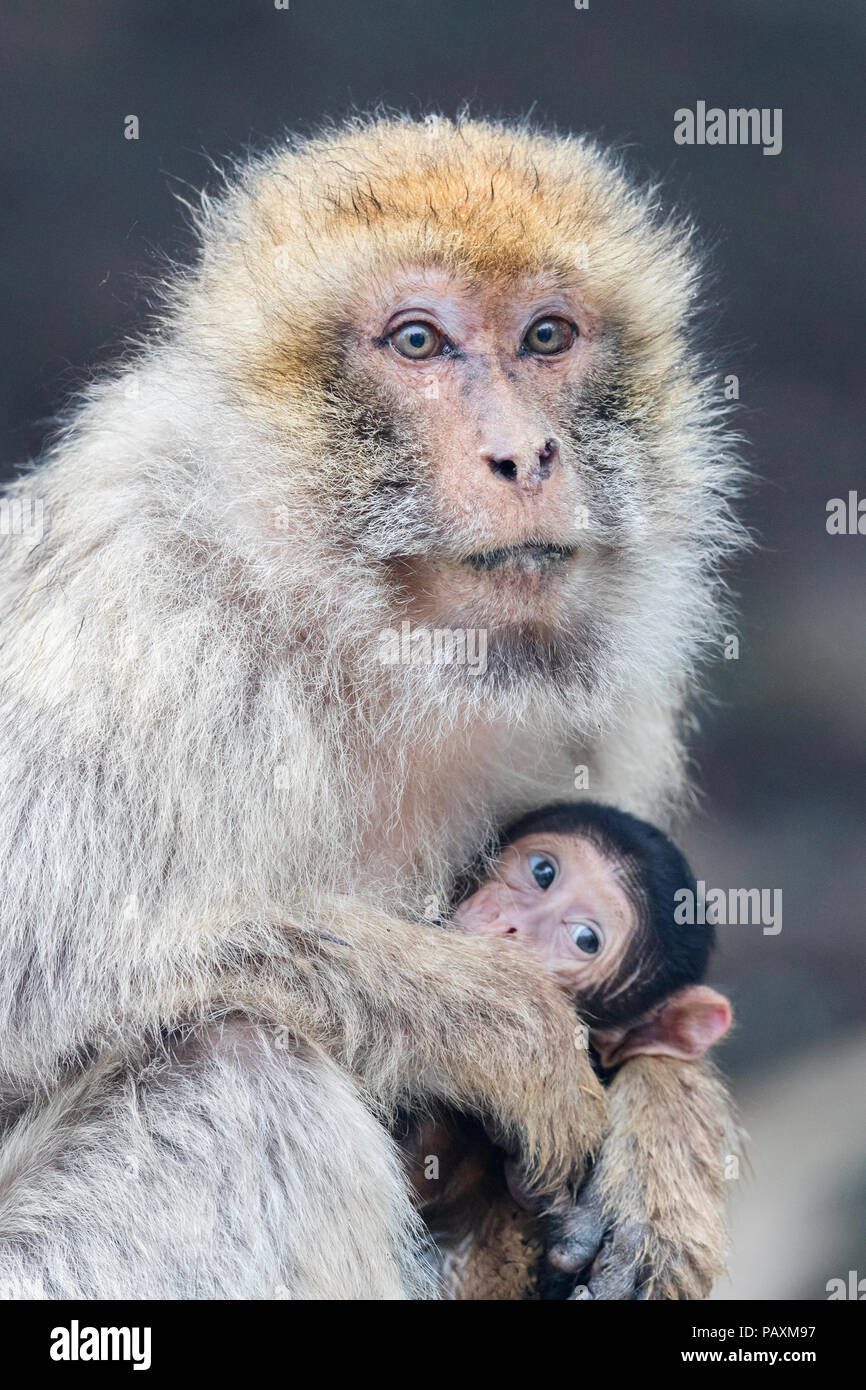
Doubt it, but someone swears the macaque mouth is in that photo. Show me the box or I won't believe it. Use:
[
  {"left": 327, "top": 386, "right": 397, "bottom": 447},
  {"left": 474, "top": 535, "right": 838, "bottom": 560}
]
[{"left": 464, "top": 543, "right": 577, "bottom": 573}]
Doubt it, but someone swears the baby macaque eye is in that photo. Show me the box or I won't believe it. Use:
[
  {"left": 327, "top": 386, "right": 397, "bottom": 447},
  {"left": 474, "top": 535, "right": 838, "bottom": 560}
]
[
  {"left": 571, "top": 922, "right": 601, "bottom": 955},
  {"left": 529, "top": 854, "right": 556, "bottom": 890},
  {"left": 523, "top": 316, "right": 575, "bottom": 356},
  {"left": 391, "top": 321, "right": 442, "bottom": 360}
]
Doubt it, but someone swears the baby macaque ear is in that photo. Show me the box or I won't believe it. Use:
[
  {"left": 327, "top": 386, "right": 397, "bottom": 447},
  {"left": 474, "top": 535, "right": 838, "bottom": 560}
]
[{"left": 591, "top": 986, "right": 732, "bottom": 1069}]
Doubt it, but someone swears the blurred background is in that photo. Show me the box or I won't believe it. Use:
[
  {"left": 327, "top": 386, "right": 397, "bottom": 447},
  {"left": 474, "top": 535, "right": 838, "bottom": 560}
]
[{"left": 1, "top": 0, "right": 863, "bottom": 1299}]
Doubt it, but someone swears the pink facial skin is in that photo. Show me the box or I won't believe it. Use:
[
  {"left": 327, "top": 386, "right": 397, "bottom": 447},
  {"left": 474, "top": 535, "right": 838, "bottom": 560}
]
[
  {"left": 453, "top": 830, "right": 733, "bottom": 1066},
  {"left": 452, "top": 831, "right": 637, "bottom": 998}
]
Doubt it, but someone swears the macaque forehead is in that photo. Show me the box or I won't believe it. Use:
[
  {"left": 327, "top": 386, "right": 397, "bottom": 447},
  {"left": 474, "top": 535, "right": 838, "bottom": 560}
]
[{"left": 265, "top": 123, "right": 593, "bottom": 280}]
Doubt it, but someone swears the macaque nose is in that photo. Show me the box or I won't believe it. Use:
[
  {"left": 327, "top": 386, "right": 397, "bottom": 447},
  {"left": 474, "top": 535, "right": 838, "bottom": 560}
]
[{"left": 483, "top": 438, "right": 559, "bottom": 488}]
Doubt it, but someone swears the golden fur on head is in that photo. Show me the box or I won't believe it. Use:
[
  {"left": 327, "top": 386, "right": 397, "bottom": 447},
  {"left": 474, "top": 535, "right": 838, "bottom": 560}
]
[{"left": 180, "top": 116, "right": 693, "bottom": 401}]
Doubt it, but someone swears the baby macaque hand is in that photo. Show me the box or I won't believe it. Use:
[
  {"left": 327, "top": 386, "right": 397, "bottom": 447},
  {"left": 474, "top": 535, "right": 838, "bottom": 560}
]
[{"left": 545, "top": 1165, "right": 653, "bottom": 1300}]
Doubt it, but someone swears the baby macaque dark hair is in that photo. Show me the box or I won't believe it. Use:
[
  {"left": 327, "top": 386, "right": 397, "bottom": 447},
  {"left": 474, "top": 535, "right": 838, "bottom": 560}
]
[{"left": 470, "top": 800, "right": 709, "bottom": 1027}]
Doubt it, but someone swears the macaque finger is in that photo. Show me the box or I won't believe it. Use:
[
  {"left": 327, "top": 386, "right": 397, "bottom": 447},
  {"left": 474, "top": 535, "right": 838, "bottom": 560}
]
[
  {"left": 583, "top": 1223, "right": 650, "bottom": 1301},
  {"left": 545, "top": 1174, "right": 607, "bottom": 1273}
]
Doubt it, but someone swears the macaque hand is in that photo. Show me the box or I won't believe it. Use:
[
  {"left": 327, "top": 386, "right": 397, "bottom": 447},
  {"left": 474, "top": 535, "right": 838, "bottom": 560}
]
[
  {"left": 479, "top": 987, "right": 609, "bottom": 1202},
  {"left": 544, "top": 1057, "right": 740, "bottom": 1299},
  {"left": 511, "top": 1069, "right": 608, "bottom": 1205},
  {"left": 214, "top": 902, "right": 608, "bottom": 1202}
]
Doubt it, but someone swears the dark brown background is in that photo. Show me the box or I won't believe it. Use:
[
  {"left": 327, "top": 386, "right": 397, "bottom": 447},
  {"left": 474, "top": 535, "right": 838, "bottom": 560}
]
[{"left": 1, "top": 0, "right": 864, "bottom": 1297}]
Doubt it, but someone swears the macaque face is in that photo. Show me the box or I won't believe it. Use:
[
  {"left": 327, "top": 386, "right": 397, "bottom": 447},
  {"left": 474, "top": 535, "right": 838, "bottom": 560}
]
[
  {"left": 452, "top": 831, "right": 639, "bottom": 996},
  {"left": 201, "top": 120, "right": 719, "bottom": 704},
  {"left": 349, "top": 266, "right": 603, "bottom": 640}
]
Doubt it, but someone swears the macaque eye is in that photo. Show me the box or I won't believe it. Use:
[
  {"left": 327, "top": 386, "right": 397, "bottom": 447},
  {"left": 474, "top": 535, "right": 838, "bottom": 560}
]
[
  {"left": 390, "top": 321, "right": 442, "bottom": 360},
  {"left": 529, "top": 854, "right": 556, "bottom": 890},
  {"left": 571, "top": 922, "right": 601, "bottom": 955},
  {"left": 523, "top": 316, "right": 575, "bottom": 356}
]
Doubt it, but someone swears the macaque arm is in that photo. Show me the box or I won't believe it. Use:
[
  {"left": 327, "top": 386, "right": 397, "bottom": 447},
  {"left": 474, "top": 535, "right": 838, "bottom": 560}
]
[
  {"left": 547, "top": 1055, "right": 741, "bottom": 1299},
  {"left": 203, "top": 898, "right": 607, "bottom": 1199}
]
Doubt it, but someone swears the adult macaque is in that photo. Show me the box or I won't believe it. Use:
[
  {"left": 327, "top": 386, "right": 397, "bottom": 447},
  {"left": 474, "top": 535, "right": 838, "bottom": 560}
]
[
  {"left": 0, "top": 115, "right": 742, "bottom": 1298},
  {"left": 402, "top": 801, "right": 733, "bottom": 1299}
]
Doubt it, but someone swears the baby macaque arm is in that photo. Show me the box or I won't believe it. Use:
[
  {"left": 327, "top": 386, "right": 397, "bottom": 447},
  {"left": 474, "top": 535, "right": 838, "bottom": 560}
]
[
  {"left": 203, "top": 898, "right": 607, "bottom": 1200},
  {"left": 545, "top": 988, "right": 736, "bottom": 1299},
  {"left": 547, "top": 1055, "right": 741, "bottom": 1299}
]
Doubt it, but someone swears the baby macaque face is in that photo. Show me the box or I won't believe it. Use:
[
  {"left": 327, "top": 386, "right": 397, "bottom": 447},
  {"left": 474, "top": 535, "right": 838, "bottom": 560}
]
[{"left": 452, "top": 832, "right": 638, "bottom": 997}]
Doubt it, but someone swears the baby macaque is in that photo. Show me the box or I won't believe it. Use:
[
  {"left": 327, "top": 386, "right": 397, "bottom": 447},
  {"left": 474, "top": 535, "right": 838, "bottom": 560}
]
[{"left": 403, "top": 801, "right": 732, "bottom": 1299}]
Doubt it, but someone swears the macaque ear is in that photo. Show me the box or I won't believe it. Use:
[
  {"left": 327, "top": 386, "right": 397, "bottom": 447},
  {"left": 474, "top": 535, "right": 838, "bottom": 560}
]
[{"left": 591, "top": 986, "right": 732, "bottom": 1069}]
